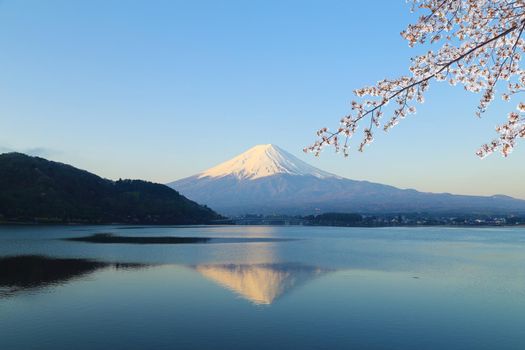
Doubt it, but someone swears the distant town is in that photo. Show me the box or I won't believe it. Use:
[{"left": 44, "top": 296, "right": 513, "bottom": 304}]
[{"left": 227, "top": 212, "right": 525, "bottom": 227}]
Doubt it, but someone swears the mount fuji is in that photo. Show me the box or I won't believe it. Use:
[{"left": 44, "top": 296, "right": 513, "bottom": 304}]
[{"left": 168, "top": 144, "right": 525, "bottom": 216}]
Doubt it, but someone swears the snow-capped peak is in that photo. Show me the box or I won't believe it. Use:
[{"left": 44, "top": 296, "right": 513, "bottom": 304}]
[{"left": 198, "top": 144, "right": 339, "bottom": 180}]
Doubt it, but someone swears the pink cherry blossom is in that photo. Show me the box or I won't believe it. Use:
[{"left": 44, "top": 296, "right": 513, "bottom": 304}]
[{"left": 307, "top": 0, "right": 525, "bottom": 158}]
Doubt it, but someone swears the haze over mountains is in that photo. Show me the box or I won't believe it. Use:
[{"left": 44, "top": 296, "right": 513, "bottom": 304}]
[{"left": 169, "top": 144, "right": 525, "bottom": 216}]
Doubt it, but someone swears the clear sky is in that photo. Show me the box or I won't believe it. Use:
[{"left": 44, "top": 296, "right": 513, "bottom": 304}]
[{"left": 1, "top": 0, "right": 524, "bottom": 198}]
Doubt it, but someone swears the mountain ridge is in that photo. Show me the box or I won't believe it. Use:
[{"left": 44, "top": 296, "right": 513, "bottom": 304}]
[
  {"left": 169, "top": 145, "right": 525, "bottom": 216},
  {"left": 0, "top": 152, "right": 221, "bottom": 224}
]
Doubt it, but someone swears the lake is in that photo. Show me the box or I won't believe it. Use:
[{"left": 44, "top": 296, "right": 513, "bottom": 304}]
[{"left": 1, "top": 225, "right": 525, "bottom": 349}]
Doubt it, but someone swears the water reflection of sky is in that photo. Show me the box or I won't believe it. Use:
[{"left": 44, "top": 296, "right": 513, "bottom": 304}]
[{"left": 1, "top": 226, "right": 525, "bottom": 349}]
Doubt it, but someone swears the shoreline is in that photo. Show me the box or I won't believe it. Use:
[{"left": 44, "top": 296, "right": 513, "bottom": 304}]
[{"left": 1, "top": 221, "right": 524, "bottom": 229}]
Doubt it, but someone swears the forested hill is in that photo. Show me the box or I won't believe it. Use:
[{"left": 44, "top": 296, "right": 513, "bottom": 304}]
[{"left": 0, "top": 152, "right": 221, "bottom": 224}]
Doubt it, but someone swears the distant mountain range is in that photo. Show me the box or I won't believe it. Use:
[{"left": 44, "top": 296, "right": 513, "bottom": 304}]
[
  {"left": 0, "top": 152, "right": 221, "bottom": 224},
  {"left": 169, "top": 144, "right": 525, "bottom": 216}
]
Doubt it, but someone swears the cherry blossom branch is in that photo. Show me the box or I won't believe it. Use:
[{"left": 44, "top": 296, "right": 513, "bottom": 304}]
[{"left": 307, "top": 0, "right": 525, "bottom": 158}]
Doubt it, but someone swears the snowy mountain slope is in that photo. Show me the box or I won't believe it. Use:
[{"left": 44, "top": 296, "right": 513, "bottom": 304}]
[
  {"left": 198, "top": 144, "right": 338, "bottom": 180},
  {"left": 169, "top": 145, "right": 525, "bottom": 216}
]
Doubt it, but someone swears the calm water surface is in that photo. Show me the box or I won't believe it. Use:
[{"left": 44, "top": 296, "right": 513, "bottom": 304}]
[{"left": 1, "top": 225, "right": 525, "bottom": 349}]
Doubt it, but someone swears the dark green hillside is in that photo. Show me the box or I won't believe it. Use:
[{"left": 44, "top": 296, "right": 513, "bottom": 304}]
[{"left": 0, "top": 152, "right": 221, "bottom": 224}]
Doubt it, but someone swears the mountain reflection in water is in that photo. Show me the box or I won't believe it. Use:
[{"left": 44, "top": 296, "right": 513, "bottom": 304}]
[
  {"left": 195, "top": 263, "right": 330, "bottom": 305},
  {"left": 0, "top": 255, "right": 331, "bottom": 306},
  {"left": 0, "top": 255, "right": 146, "bottom": 297}
]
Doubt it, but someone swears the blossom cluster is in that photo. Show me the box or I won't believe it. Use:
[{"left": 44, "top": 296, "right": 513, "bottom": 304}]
[{"left": 306, "top": 0, "right": 525, "bottom": 158}]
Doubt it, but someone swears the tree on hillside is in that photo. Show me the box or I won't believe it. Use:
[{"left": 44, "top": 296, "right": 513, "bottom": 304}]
[{"left": 307, "top": 0, "right": 525, "bottom": 158}]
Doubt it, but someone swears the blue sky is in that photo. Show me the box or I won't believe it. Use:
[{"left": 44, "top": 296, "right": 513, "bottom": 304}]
[{"left": 1, "top": 0, "right": 524, "bottom": 198}]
